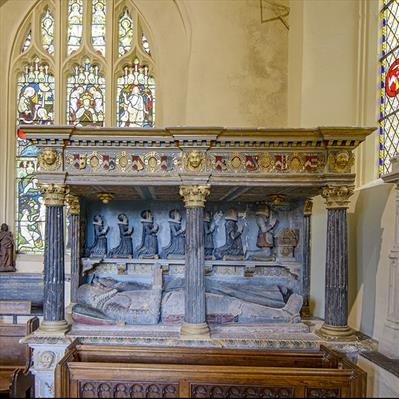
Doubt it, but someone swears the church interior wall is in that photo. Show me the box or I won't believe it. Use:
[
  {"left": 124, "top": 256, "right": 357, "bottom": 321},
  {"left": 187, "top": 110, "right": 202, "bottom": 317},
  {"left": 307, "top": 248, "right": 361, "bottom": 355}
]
[{"left": 0, "top": 0, "right": 399, "bottom": 396}]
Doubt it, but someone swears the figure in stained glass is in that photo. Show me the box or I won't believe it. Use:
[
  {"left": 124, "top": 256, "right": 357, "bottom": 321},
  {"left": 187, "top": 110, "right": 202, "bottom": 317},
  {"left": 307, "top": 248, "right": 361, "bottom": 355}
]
[
  {"left": 118, "top": 9, "right": 133, "bottom": 56},
  {"left": 41, "top": 8, "right": 54, "bottom": 55},
  {"left": 117, "top": 60, "right": 155, "bottom": 127},
  {"left": 67, "top": 61, "right": 105, "bottom": 126}
]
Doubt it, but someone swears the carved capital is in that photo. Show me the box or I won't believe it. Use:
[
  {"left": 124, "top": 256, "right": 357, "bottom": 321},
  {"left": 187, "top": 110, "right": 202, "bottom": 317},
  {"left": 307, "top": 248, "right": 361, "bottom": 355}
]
[
  {"left": 65, "top": 194, "right": 80, "bottom": 215},
  {"left": 38, "top": 183, "right": 67, "bottom": 206},
  {"left": 321, "top": 185, "right": 354, "bottom": 209},
  {"left": 304, "top": 198, "right": 313, "bottom": 215},
  {"left": 179, "top": 185, "right": 210, "bottom": 208}
]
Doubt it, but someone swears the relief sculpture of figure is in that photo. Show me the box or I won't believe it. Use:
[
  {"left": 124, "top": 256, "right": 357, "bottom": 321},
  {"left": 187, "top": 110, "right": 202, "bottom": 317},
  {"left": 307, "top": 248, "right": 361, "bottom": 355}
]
[
  {"left": 160, "top": 209, "right": 185, "bottom": 259},
  {"left": 213, "top": 208, "right": 244, "bottom": 260},
  {"left": 108, "top": 213, "right": 133, "bottom": 258},
  {"left": 136, "top": 210, "right": 159, "bottom": 258},
  {"left": 204, "top": 211, "right": 217, "bottom": 259},
  {"left": 87, "top": 215, "right": 109, "bottom": 257},
  {"left": 246, "top": 204, "right": 278, "bottom": 261},
  {"left": 0, "top": 223, "right": 16, "bottom": 272}
]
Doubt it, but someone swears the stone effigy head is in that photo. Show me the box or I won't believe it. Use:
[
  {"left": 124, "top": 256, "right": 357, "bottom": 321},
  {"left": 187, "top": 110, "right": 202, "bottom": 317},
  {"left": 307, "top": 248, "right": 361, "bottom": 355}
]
[
  {"left": 169, "top": 209, "right": 181, "bottom": 223},
  {"left": 255, "top": 205, "right": 270, "bottom": 217},
  {"left": 117, "top": 213, "right": 128, "bottom": 225},
  {"left": 140, "top": 209, "right": 153, "bottom": 222},
  {"left": 224, "top": 208, "right": 238, "bottom": 221},
  {"left": 93, "top": 215, "right": 103, "bottom": 225}
]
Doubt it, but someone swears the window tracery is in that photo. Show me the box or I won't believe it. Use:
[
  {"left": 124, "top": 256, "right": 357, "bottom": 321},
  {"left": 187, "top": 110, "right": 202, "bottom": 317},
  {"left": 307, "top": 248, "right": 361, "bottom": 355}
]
[{"left": 11, "top": 0, "right": 156, "bottom": 253}]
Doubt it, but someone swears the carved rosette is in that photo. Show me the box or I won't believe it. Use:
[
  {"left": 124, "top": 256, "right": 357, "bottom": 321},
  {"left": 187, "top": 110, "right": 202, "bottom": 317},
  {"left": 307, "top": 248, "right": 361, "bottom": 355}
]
[
  {"left": 321, "top": 185, "right": 354, "bottom": 209},
  {"left": 38, "top": 183, "right": 68, "bottom": 206},
  {"left": 179, "top": 185, "right": 211, "bottom": 208},
  {"left": 304, "top": 198, "right": 313, "bottom": 216},
  {"left": 65, "top": 194, "right": 80, "bottom": 215}
]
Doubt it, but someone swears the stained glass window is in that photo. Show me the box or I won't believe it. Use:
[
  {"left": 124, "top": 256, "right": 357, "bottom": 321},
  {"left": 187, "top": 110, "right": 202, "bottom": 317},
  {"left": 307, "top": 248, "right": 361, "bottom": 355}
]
[
  {"left": 14, "top": 0, "right": 156, "bottom": 253},
  {"left": 67, "top": 0, "right": 83, "bottom": 55},
  {"left": 41, "top": 8, "right": 54, "bottom": 55},
  {"left": 141, "top": 31, "right": 151, "bottom": 56},
  {"left": 67, "top": 59, "right": 105, "bottom": 126},
  {"left": 16, "top": 59, "right": 54, "bottom": 253},
  {"left": 21, "top": 30, "right": 31, "bottom": 53},
  {"left": 91, "top": 0, "right": 106, "bottom": 56},
  {"left": 116, "top": 58, "right": 155, "bottom": 127},
  {"left": 379, "top": 0, "right": 399, "bottom": 175},
  {"left": 118, "top": 8, "right": 133, "bottom": 57}
]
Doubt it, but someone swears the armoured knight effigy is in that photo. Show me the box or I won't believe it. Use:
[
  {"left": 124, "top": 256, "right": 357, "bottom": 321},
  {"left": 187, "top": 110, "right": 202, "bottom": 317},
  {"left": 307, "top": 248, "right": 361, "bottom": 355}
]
[{"left": 22, "top": 125, "right": 374, "bottom": 338}]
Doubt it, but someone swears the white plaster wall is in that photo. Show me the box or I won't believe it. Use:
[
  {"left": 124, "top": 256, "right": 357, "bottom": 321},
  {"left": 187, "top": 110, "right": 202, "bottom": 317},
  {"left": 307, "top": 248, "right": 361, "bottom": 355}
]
[{"left": 358, "top": 356, "right": 399, "bottom": 398}]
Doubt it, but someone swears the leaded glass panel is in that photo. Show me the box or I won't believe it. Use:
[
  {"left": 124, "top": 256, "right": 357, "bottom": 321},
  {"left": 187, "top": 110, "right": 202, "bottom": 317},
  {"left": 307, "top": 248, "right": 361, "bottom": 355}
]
[
  {"left": 41, "top": 8, "right": 54, "bottom": 55},
  {"left": 17, "top": 58, "right": 55, "bottom": 125},
  {"left": 116, "top": 58, "right": 155, "bottom": 127},
  {"left": 141, "top": 31, "right": 151, "bottom": 56},
  {"left": 15, "top": 58, "right": 54, "bottom": 253},
  {"left": 21, "top": 30, "right": 31, "bottom": 53},
  {"left": 380, "top": 0, "right": 399, "bottom": 175},
  {"left": 67, "top": 0, "right": 83, "bottom": 55},
  {"left": 118, "top": 8, "right": 133, "bottom": 57},
  {"left": 66, "top": 59, "right": 105, "bottom": 126},
  {"left": 91, "top": 0, "right": 106, "bottom": 56}
]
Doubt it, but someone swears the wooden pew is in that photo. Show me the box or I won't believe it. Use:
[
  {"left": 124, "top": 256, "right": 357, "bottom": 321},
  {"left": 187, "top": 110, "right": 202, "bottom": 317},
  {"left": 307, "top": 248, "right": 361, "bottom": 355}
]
[
  {"left": 56, "top": 343, "right": 366, "bottom": 398},
  {"left": 0, "top": 300, "right": 39, "bottom": 398}
]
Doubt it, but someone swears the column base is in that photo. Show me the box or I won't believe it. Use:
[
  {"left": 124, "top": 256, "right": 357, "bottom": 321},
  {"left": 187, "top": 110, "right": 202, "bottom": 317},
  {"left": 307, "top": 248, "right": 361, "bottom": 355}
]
[
  {"left": 315, "top": 323, "right": 357, "bottom": 341},
  {"left": 180, "top": 322, "right": 210, "bottom": 339},
  {"left": 35, "top": 320, "right": 70, "bottom": 336}
]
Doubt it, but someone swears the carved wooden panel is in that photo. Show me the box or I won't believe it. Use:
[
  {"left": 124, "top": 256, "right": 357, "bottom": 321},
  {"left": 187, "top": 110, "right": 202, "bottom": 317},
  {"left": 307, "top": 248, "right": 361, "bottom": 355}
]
[
  {"left": 191, "top": 384, "right": 294, "bottom": 398},
  {"left": 80, "top": 381, "right": 178, "bottom": 398},
  {"left": 306, "top": 387, "right": 341, "bottom": 398}
]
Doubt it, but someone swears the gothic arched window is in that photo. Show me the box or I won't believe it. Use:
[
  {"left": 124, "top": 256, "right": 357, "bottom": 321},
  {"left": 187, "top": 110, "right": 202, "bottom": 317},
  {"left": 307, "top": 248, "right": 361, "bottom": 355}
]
[
  {"left": 12, "top": 0, "right": 156, "bottom": 253},
  {"left": 379, "top": 0, "right": 399, "bottom": 176}
]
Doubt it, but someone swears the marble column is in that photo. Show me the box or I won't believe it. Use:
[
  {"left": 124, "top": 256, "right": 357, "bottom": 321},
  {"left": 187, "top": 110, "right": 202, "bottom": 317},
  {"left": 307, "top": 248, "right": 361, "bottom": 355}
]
[
  {"left": 179, "top": 184, "right": 211, "bottom": 338},
  {"left": 65, "top": 194, "right": 80, "bottom": 306},
  {"left": 37, "top": 183, "right": 69, "bottom": 334},
  {"left": 301, "top": 198, "right": 313, "bottom": 318},
  {"left": 317, "top": 185, "right": 355, "bottom": 339}
]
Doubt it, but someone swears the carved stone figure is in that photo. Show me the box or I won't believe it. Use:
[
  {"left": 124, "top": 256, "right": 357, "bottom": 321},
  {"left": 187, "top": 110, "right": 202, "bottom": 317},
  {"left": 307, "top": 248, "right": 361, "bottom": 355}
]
[
  {"left": 246, "top": 205, "right": 278, "bottom": 260},
  {"left": 74, "top": 275, "right": 303, "bottom": 325},
  {"left": 136, "top": 210, "right": 159, "bottom": 258},
  {"left": 161, "top": 209, "right": 186, "bottom": 259},
  {"left": 108, "top": 213, "right": 133, "bottom": 258},
  {"left": 87, "top": 215, "right": 109, "bottom": 257},
  {"left": 275, "top": 228, "right": 298, "bottom": 259},
  {"left": 0, "top": 223, "right": 16, "bottom": 272},
  {"left": 204, "top": 211, "right": 216, "bottom": 259},
  {"left": 75, "top": 277, "right": 162, "bottom": 325},
  {"left": 214, "top": 209, "right": 244, "bottom": 260}
]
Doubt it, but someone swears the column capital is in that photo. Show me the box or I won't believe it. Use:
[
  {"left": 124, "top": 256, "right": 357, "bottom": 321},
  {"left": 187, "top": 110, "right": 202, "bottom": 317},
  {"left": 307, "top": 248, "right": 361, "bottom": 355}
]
[
  {"left": 321, "top": 185, "right": 354, "bottom": 209},
  {"left": 38, "top": 183, "right": 68, "bottom": 206},
  {"left": 65, "top": 194, "right": 80, "bottom": 215},
  {"left": 179, "top": 184, "right": 210, "bottom": 208},
  {"left": 304, "top": 198, "right": 313, "bottom": 216}
]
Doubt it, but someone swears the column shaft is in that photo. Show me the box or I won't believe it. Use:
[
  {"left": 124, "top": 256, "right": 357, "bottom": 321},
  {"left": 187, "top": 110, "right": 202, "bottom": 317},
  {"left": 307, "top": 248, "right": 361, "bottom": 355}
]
[
  {"left": 301, "top": 213, "right": 312, "bottom": 317},
  {"left": 185, "top": 207, "right": 206, "bottom": 324},
  {"left": 324, "top": 208, "right": 348, "bottom": 326},
  {"left": 44, "top": 205, "right": 65, "bottom": 322},
  {"left": 69, "top": 213, "right": 80, "bottom": 304}
]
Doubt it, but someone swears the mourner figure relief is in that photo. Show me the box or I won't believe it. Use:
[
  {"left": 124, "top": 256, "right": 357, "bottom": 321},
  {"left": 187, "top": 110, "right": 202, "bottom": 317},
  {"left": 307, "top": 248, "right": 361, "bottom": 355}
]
[{"left": 77, "top": 201, "right": 303, "bottom": 325}]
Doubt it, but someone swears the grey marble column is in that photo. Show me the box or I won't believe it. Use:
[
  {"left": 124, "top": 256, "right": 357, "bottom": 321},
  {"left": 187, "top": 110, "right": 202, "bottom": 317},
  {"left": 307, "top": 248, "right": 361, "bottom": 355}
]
[
  {"left": 179, "top": 185, "right": 210, "bottom": 338},
  {"left": 301, "top": 198, "right": 313, "bottom": 318},
  {"left": 317, "top": 185, "right": 355, "bottom": 339},
  {"left": 38, "top": 183, "right": 69, "bottom": 334},
  {"left": 66, "top": 195, "right": 80, "bottom": 305}
]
